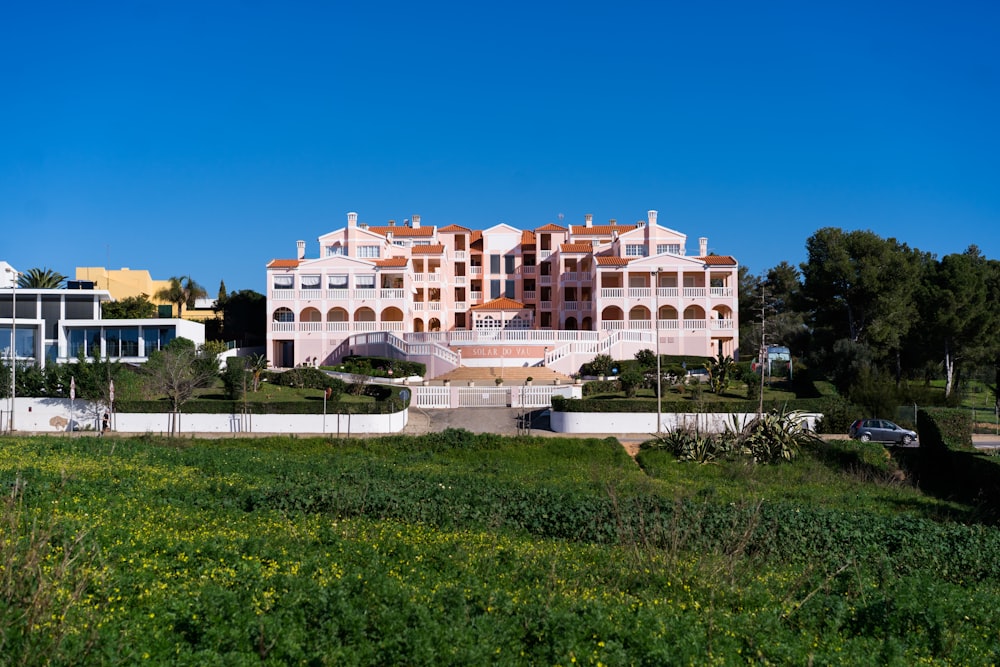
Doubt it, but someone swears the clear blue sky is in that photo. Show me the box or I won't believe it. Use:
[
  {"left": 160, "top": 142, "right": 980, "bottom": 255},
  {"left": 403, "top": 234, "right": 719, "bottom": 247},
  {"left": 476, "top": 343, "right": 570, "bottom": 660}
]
[{"left": 2, "top": 1, "right": 998, "bottom": 294}]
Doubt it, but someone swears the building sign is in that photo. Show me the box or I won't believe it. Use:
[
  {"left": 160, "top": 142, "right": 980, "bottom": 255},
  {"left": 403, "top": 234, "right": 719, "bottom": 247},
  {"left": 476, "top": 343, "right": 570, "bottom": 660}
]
[{"left": 461, "top": 345, "right": 548, "bottom": 358}]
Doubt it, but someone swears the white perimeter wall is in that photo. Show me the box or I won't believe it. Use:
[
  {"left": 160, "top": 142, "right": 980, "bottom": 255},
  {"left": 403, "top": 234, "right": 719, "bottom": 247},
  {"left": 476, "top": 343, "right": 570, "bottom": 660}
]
[
  {"left": 551, "top": 411, "right": 820, "bottom": 434},
  {"left": 5, "top": 397, "right": 407, "bottom": 435}
]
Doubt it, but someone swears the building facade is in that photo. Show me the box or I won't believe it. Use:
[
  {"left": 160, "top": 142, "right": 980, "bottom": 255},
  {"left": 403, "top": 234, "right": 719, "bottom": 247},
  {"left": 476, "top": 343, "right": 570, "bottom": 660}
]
[
  {"left": 266, "top": 210, "right": 739, "bottom": 375},
  {"left": 1, "top": 284, "right": 205, "bottom": 368}
]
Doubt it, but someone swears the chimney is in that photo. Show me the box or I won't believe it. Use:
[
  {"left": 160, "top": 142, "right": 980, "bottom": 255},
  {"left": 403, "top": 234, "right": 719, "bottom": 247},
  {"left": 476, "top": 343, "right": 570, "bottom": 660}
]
[
  {"left": 388, "top": 219, "right": 395, "bottom": 227},
  {"left": 387, "top": 231, "right": 394, "bottom": 243},
  {"left": 699, "top": 237, "right": 708, "bottom": 256},
  {"left": 348, "top": 211, "right": 358, "bottom": 227},
  {"left": 412, "top": 214, "right": 421, "bottom": 229},
  {"left": 648, "top": 210, "right": 657, "bottom": 226},
  {"left": 296, "top": 240, "right": 306, "bottom": 259},
  {"left": 609, "top": 219, "right": 617, "bottom": 226},
  {"left": 360, "top": 223, "right": 368, "bottom": 230},
  {"left": 585, "top": 213, "right": 593, "bottom": 228}
]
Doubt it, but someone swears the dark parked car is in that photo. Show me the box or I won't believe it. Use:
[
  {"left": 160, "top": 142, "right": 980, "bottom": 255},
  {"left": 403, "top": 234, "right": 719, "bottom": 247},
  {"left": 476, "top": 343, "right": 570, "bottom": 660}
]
[{"left": 849, "top": 419, "right": 917, "bottom": 445}]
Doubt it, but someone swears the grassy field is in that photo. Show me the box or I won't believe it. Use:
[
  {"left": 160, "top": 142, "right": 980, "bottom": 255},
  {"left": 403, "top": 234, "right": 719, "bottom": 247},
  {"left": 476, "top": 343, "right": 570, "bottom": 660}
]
[{"left": 3, "top": 432, "right": 1000, "bottom": 665}]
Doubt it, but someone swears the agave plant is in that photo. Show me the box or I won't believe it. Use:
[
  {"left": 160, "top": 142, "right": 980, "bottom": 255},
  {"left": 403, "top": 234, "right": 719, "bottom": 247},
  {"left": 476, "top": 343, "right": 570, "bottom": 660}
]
[
  {"left": 728, "top": 408, "right": 822, "bottom": 464},
  {"left": 641, "top": 429, "right": 728, "bottom": 464}
]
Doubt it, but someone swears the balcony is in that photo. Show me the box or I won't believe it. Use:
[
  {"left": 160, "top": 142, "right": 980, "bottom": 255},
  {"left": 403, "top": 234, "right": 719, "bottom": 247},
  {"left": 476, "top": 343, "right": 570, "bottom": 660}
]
[
  {"left": 413, "top": 303, "right": 425, "bottom": 311},
  {"left": 454, "top": 251, "right": 466, "bottom": 261},
  {"left": 325, "top": 289, "right": 350, "bottom": 300},
  {"left": 562, "top": 272, "right": 580, "bottom": 282},
  {"left": 540, "top": 275, "right": 552, "bottom": 285},
  {"left": 656, "top": 319, "right": 680, "bottom": 330},
  {"left": 683, "top": 319, "right": 707, "bottom": 329},
  {"left": 540, "top": 301, "right": 552, "bottom": 310},
  {"left": 522, "top": 290, "right": 536, "bottom": 300},
  {"left": 413, "top": 273, "right": 427, "bottom": 282},
  {"left": 470, "top": 291, "right": 483, "bottom": 301},
  {"left": 539, "top": 250, "right": 551, "bottom": 259},
  {"left": 683, "top": 288, "right": 707, "bottom": 297},
  {"left": 353, "top": 289, "right": 377, "bottom": 299},
  {"left": 298, "top": 289, "right": 322, "bottom": 300},
  {"left": 454, "top": 301, "right": 467, "bottom": 311},
  {"left": 428, "top": 302, "right": 442, "bottom": 311},
  {"left": 656, "top": 287, "right": 679, "bottom": 298},
  {"left": 712, "top": 319, "right": 735, "bottom": 330},
  {"left": 271, "top": 289, "right": 294, "bottom": 301},
  {"left": 600, "top": 288, "right": 624, "bottom": 298},
  {"left": 710, "top": 287, "right": 734, "bottom": 297},
  {"left": 470, "top": 266, "right": 483, "bottom": 276},
  {"left": 628, "top": 287, "right": 651, "bottom": 298},
  {"left": 326, "top": 322, "right": 351, "bottom": 332},
  {"left": 299, "top": 322, "right": 323, "bottom": 332},
  {"left": 271, "top": 322, "right": 296, "bottom": 332},
  {"left": 455, "top": 276, "right": 467, "bottom": 285},
  {"left": 564, "top": 301, "right": 578, "bottom": 311},
  {"left": 519, "top": 265, "right": 536, "bottom": 275},
  {"left": 380, "top": 288, "right": 406, "bottom": 299},
  {"left": 354, "top": 322, "right": 378, "bottom": 332}
]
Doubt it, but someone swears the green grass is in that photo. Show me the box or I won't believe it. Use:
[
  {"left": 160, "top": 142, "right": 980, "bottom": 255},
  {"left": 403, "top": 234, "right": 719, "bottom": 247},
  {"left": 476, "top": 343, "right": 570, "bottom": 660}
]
[{"left": 3, "top": 432, "right": 1000, "bottom": 665}]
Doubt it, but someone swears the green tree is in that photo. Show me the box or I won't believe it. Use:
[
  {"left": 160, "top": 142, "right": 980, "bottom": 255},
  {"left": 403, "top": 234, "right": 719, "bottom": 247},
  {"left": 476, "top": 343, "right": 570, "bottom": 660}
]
[
  {"left": 217, "top": 290, "right": 267, "bottom": 346},
  {"left": 17, "top": 268, "right": 66, "bottom": 288},
  {"left": 154, "top": 276, "right": 207, "bottom": 318},
  {"left": 704, "top": 354, "right": 736, "bottom": 395},
  {"left": 217, "top": 280, "right": 228, "bottom": 304},
  {"left": 102, "top": 294, "right": 157, "bottom": 319},
  {"left": 914, "top": 247, "right": 996, "bottom": 398}
]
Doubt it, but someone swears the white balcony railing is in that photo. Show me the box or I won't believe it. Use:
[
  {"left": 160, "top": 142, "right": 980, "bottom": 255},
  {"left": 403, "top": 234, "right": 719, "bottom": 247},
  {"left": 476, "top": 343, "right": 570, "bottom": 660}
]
[
  {"left": 326, "top": 322, "right": 351, "bottom": 332},
  {"left": 656, "top": 319, "right": 680, "bottom": 330},
  {"left": 380, "top": 288, "right": 406, "bottom": 299},
  {"left": 413, "top": 273, "right": 427, "bottom": 282},
  {"left": 712, "top": 319, "right": 735, "bottom": 330},
  {"left": 600, "top": 288, "right": 624, "bottom": 298},
  {"left": 325, "top": 289, "right": 349, "bottom": 300},
  {"left": 271, "top": 322, "right": 296, "bottom": 332},
  {"left": 710, "top": 287, "right": 733, "bottom": 297},
  {"left": 454, "top": 301, "right": 467, "bottom": 311},
  {"left": 628, "top": 288, "right": 651, "bottom": 298},
  {"left": 562, "top": 272, "right": 580, "bottom": 282},
  {"left": 454, "top": 251, "right": 466, "bottom": 261},
  {"left": 271, "top": 289, "right": 295, "bottom": 301},
  {"left": 601, "top": 321, "right": 626, "bottom": 330},
  {"left": 413, "top": 303, "right": 425, "bottom": 311},
  {"left": 455, "top": 276, "right": 467, "bottom": 285},
  {"left": 683, "top": 319, "right": 707, "bottom": 329},
  {"left": 522, "top": 290, "right": 536, "bottom": 300},
  {"left": 683, "top": 288, "right": 707, "bottom": 297},
  {"left": 657, "top": 287, "right": 679, "bottom": 298},
  {"left": 470, "top": 266, "right": 483, "bottom": 275},
  {"left": 428, "top": 302, "right": 442, "bottom": 311},
  {"left": 299, "top": 322, "right": 323, "bottom": 331},
  {"left": 298, "top": 289, "right": 322, "bottom": 300},
  {"left": 519, "top": 265, "right": 536, "bottom": 275},
  {"left": 540, "top": 275, "right": 552, "bottom": 285},
  {"left": 353, "top": 289, "right": 377, "bottom": 299},
  {"left": 564, "top": 301, "right": 578, "bottom": 311},
  {"left": 381, "top": 322, "right": 405, "bottom": 332},
  {"left": 354, "top": 321, "right": 378, "bottom": 332},
  {"left": 540, "top": 301, "right": 552, "bottom": 310},
  {"left": 539, "top": 250, "right": 551, "bottom": 259},
  {"left": 628, "top": 320, "right": 652, "bottom": 329},
  {"left": 470, "top": 291, "right": 483, "bottom": 301}
]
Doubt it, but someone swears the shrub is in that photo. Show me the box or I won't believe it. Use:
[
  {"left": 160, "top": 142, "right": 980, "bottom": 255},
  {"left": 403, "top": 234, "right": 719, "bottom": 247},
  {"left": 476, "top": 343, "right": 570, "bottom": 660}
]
[
  {"left": 581, "top": 380, "right": 621, "bottom": 397},
  {"left": 581, "top": 354, "right": 614, "bottom": 377},
  {"left": 917, "top": 407, "right": 974, "bottom": 453}
]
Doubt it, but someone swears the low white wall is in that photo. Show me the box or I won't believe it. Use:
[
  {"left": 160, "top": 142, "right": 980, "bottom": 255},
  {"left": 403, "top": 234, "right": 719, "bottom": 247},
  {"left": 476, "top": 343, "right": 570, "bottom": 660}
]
[
  {"left": 8, "top": 397, "right": 408, "bottom": 436},
  {"left": 551, "top": 411, "right": 821, "bottom": 435}
]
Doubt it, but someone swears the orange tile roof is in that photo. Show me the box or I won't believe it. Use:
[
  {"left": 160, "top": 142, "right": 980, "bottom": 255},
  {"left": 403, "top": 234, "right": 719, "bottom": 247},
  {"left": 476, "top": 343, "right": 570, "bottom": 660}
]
[
  {"left": 536, "top": 223, "right": 567, "bottom": 232},
  {"left": 439, "top": 224, "right": 471, "bottom": 233},
  {"left": 267, "top": 259, "right": 300, "bottom": 269},
  {"left": 595, "top": 256, "right": 631, "bottom": 266},
  {"left": 411, "top": 244, "right": 445, "bottom": 254},
  {"left": 373, "top": 257, "right": 409, "bottom": 268},
  {"left": 521, "top": 230, "right": 536, "bottom": 244},
  {"left": 559, "top": 243, "right": 594, "bottom": 253},
  {"left": 367, "top": 226, "right": 435, "bottom": 237},
  {"left": 699, "top": 255, "right": 738, "bottom": 266},
  {"left": 471, "top": 297, "right": 528, "bottom": 311},
  {"left": 570, "top": 224, "right": 640, "bottom": 235}
]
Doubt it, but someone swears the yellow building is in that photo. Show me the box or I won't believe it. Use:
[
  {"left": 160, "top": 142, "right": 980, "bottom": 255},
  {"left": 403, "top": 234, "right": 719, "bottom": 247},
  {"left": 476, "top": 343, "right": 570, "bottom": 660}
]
[{"left": 75, "top": 267, "right": 217, "bottom": 321}]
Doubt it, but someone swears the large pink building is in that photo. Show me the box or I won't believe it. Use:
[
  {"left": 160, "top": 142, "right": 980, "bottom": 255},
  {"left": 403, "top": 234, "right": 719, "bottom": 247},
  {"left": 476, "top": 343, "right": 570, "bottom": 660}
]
[{"left": 266, "top": 210, "right": 739, "bottom": 377}]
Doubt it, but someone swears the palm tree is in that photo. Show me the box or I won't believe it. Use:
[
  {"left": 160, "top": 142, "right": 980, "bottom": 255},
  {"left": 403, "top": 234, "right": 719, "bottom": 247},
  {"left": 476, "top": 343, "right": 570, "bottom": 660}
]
[
  {"left": 18, "top": 267, "right": 66, "bottom": 288},
  {"left": 155, "top": 276, "right": 208, "bottom": 318}
]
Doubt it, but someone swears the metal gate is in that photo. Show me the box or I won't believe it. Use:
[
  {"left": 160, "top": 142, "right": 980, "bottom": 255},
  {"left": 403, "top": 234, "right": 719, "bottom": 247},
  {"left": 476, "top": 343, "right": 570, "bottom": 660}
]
[{"left": 458, "top": 386, "right": 511, "bottom": 407}]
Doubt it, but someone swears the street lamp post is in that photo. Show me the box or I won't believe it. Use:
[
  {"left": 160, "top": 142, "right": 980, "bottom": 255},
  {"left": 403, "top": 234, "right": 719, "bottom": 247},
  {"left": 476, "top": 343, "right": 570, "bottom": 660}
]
[
  {"left": 652, "top": 268, "right": 663, "bottom": 433},
  {"left": 4, "top": 268, "right": 17, "bottom": 433}
]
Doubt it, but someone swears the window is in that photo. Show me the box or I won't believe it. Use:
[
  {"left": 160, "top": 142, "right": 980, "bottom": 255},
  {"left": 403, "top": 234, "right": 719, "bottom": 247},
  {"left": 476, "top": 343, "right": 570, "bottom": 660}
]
[
  {"left": 272, "top": 308, "right": 295, "bottom": 323},
  {"left": 504, "top": 280, "right": 515, "bottom": 299},
  {"left": 69, "top": 328, "right": 101, "bottom": 358},
  {"left": 355, "top": 274, "right": 376, "bottom": 289},
  {"left": 1, "top": 326, "right": 36, "bottom": 358},
  {"left": 413, "top": 240, "right": 431, "bottom": 246},
  {"left": 490, "top": 280, "right": 501, "bottom": 299},
  {"left": 504, "top": 256, "right": 515, "bottom": 274},
  {"left": 358, "top": 245, "right": 381, "bottom": 258},
  {"left": 328, "top": 274, "right": 348, "bottom": 289},
  {"left": 142, "top": 326, "right": 175, "bottom": 355},
  {"left": 657, "top": 244, "right": 681, "bottom": 255},
  {"left": 300, "top": 275, "right": 321, "bottom": 289},
  {"left": 272, "top": 275, "right": 293, "bottom": 289},
  {"left": 490, "top": 254, "right": 501, "bottom": 274},
  {"left": 325, "top": 245, "right": 346, "bottom": 256},
  {"left": 625, "top": 244, "right": 648, "bottom": 257},
  {"left": 105, "top": 327, "right": 139, "bottom": 357}
]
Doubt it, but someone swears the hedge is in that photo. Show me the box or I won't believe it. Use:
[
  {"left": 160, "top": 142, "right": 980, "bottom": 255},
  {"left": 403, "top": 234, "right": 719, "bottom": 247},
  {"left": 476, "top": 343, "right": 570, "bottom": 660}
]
[
  {"left": 550, "top": 395, "right": 834, "bottom": 414},
  {"left": 117, "top": 387, "right": 409, "bottom": 416},
  {"left": 917, "top": 407, "right": 974, "bottom": 453}
]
